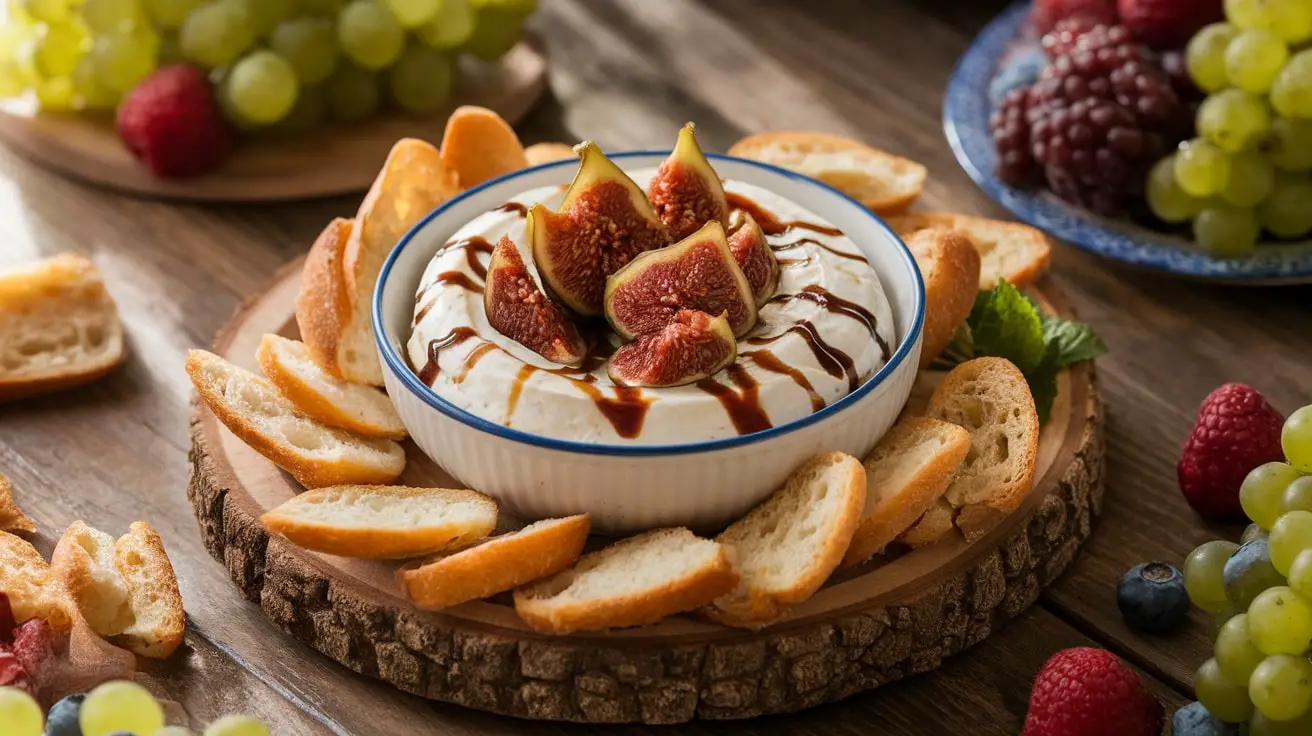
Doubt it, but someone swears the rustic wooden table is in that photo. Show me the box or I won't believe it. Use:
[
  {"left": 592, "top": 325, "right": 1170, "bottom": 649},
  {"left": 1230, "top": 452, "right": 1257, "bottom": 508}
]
[{"left": 2, "top": 0, "right": 1310, "bottom": 733}]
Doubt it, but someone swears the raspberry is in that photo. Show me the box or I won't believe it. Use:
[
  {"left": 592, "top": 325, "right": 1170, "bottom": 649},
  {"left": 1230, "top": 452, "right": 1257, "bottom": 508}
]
[
  {"left": 1032, "top": 0, "right": 1119, "bottom": 36},
  {"left": 1023, "top": 648, "right": 1164, "bottom": 736},
  {"left": 116, "top": 64, "right": 235, "bottom": 179},
  {"left": 1118, "top": 0, "right": 1225, "bottom": 50},
  {"left": 1179, "top": 383, "right": 1286, "bottom": 520}
]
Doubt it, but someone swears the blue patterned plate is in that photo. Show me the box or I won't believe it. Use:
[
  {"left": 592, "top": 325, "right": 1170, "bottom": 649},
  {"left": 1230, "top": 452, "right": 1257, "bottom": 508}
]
[{"left": 943, "top": 1, "right": 1312, "bottom": 284}]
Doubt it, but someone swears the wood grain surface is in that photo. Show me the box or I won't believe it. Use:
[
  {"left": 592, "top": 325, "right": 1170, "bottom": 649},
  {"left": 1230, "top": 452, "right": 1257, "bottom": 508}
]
[{"left": 1, "top": 0, "right": 1308, "bottom": 733}]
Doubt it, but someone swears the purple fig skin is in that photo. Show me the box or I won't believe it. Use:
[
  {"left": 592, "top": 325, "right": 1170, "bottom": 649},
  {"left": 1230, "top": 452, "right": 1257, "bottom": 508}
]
[
  {"left": 604, "top": 220, "right": 759, "bottom": 340},
  {"left": 647, "top": 123, "right": 730, "bottom": 241},
  {"left": 484, "top": 236, "right": 587, "bottom": 366},
  {"left": 607, "top": 310, "right": 737, "bottom": 387},
  {"left": 727, "top": 212, "right": 779, "bottom": 306}
]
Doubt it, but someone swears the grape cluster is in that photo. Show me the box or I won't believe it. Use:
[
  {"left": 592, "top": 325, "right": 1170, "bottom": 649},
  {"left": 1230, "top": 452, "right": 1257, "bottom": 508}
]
[
  {"left": 992, "top": 20, "right": 1187, "bottom": 216},
  {"left": 0, "top": 679, "right": 272, "bottom": 736},
  {"left": 1182, "top": 404, "right": 1312, "bottom": 733},
  {"left": 0, "top": 0, "right": 533, "bottom": 128},
  {"left": 1148, "top": 0, "right": 1312, "bottom": 257}
]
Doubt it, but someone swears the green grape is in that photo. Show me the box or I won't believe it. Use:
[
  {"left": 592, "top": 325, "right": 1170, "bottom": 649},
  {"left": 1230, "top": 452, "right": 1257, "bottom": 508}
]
[
  {"left": 19, "top": 0, "right": 70, "bottom": 22},
  {"left": 155, "top": 728, "right": 197, "bottom": 736},
  {"left": 416, "top": 0, "right": 473, "bottom": 49},
  {"left": 388, "top": 42, "right": 450, "bottom": 112},
  {"left": 382, "top": 0, "right": 439, "bottom": 28},
  {"left": 1269, "top": 511, "right": 1312, "bottom": 575},
  {"left": 35, "top": 75, "right": 74, "bottom": 108},
  {"left": 1286, "top": 406, "right": 1312, "bottom": 473},
  {"left": 1176, "top": 138, "right": 1232, "bottom": 196},
  {"left": 1250, "top": 654, "right": 1312, "bottom": 721},
  {"left": 1264, "top": 117, "right": 1312, "bottom": 171},
  {"left": 1189, "top": 22, "right": 1240, "bottom": 93},
  {"left": 1199, "top": 89, "right": 1272, "bottom": 152},
  {"left": 1271, "top": 50, "right": 1312, "bottom": 120},
  {"left": 298, "top": 0, "right": 346, "bottom": 15},
  {"left": 462, "top": 3, "right": 521, "bottom": 61},
  {"left": 71, "top": 54, "right": 120, "bottom": 108},
  {"left": 1248, "top": 586, "right": 1312, "bottom": 654},
  {"left": 0, "top": 687, "right": 43, "bottom": 736},
  {"left": 1245, "top": 522, "right": 1271, "bottom": 543},
  {"left": 337, "top": 0, "right": 404, "bottom": 69},
  {"left": 145, "top": 0, "right": 202, "bottom": 29},
  {"left": 323, "top": 60, "right": 378, "bottom": 120},
  {"left": 80, "top": 681, "right": 165, "bottom": 736},
  {"left": 82, "top": 0, "right": 146, "bottom": 34},
  {"left": 156, "top": 32, "right": 184, "bottom": 65},
  {"left": 179, "top": 0, "right": 254, "bottom": 69},
  {"left": 1215, "top": 613, "right": 1267, "bottom": 682},
  {"left": 269, "top": 16, "right": 337, "bottom": 85},
  {"left": 1186, "top": 540, "right": 1240, "bottom": 611},
  {"left": 1243, "top": 462, "right": 1304, "bottom": 529},
  {"left": 225, "top": 49, "right": 298, "bottom": 124},
  {"left": 0, "top": 61, "right": 29, "bottom": 96},
  {"left": 268, "top": 83, "right": 324, "bottom": 133},
  {"left": 33, "top": 21, "right": 87, "bottom": 78},
  {"left": 1147, "top": 155, "right": 1207, "bottom": 222},
  {"left": 238, "top": 0, "right": 295, "bottom": 37},
  {"left": 1226, "top": 29, "right": 1288, "bottom": 93},
  {"left": 1196, "top": 657, "right": 1255, "bottom": 723},
  {"left": 1288, "top": 549, "right": 1312, "bottom": 598},
  {"left": 1224, "top": 0, "right": 1312, "bottom": 43},
  {"left": 1220, "top": 149, "right": 1276, "bottom": 206},
  {"left": 89, "top": 31, "right": 156, "bottom": 93},
  {"left": 1211, "top": 602, "right": 1243, "bottom": 640},
  {"left": 471, "top": 0, "right": 535, "bottom": 12},
  {"left": 0, "top": 18, "right": 34, "bottom": 62},
  {"left": 1257, "top": 172, "right": 1312, "bottom": 237},
  {"left": 1285, "top": 476, "right": 1312, "bottom": 513},
  {"left": 203, "top": 715, "right": 270, "bottom": 736},
  {"left": 1193, "top": 204, "right": 1260, "bottom": 257},
  {"left": 1250, "top": 709, "right": 1312, "bottom": 736}
]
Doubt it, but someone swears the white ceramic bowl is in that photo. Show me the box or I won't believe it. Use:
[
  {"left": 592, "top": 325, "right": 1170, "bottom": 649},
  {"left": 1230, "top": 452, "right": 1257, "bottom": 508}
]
[{"left": 374, "top": 152, "right": 925, "bottom": 534}]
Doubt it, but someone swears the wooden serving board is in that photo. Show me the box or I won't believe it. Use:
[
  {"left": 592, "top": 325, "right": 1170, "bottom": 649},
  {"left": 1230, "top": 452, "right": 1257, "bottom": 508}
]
[
  {"left": 186, "top": 258, "right": 1105, "bottom": 724},
  {"left": 0, "top": 40, "right": 546, "bottom": 203}
]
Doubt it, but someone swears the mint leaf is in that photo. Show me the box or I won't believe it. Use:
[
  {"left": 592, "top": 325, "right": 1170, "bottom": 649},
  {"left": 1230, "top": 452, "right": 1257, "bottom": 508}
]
[
  {"left": 966, "top": 280, "right": 1047, "bottom": 374},
  {"left": 1028, "top": 344, "right": 1062, "bottom": 424},
  {"left": 1043, "top": 319, "right": 1108, "bottom": 367}
]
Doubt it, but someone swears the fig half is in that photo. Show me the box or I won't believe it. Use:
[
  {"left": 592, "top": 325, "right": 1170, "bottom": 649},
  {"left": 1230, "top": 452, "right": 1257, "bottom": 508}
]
[
  {"left": 608, "top": 310, "right": 736, "bottom": 388},
  {"left": 647, "top": 122, "right": 729, "bottom": 240},
  {"left": 528, "top": 142, "right": 671, "bottom": 317},
  {"left": 483, "top": 235, "right": 587, "bottom": 366},
  {"left": 604, "top": 220, "right": 759, "bottom": 340},
  {"left": 727, "top": 212, "right": 779, "bottom": 306}
]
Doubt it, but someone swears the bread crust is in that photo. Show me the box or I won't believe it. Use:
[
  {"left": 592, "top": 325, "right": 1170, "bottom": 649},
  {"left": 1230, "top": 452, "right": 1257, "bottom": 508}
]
[
  {"left": 0, "top": 471, "right": 36, "bottom": 533},
  {"left": 114, "top": 522, "right": 185, "bottom": 658},
  {"left": 513, "top": 529, "right": 738, "bottom": 635},
  {"left": 842, "top": 417, "right": 970, "bottom": 566},
  {"left": 885, "top": 213, "right": 1053, "bottom": 290},
  {"left": 896, "top": 497, "right": 958, "bottom": 548},
  {"left": 50, "top": 521, "right": 128, "bottom": 635},
  {"left": 261, "top": 486, "right": 498, "bottom": 559},
  {"left": 400, "top": 515, "right": 590, "bottom": 610},
  {"left": 440, "top": 106, "right": 530, "bottom": 188},
  {"left": 906, "top": 229, "right": 982, "bottom": 370},
  {"left": 0, "top": 530, "right": 71, "bottom": 630},
  {"left": 523, "top": 142, "right": 577, "bottom": 167},
  {"left": 295, "top": 217, "right": 354, "bottom": 380}
]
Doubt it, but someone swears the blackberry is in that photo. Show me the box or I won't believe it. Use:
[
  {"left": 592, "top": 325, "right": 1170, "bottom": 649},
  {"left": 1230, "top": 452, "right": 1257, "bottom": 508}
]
[{"left": 991, "top": 87, "right": 1039, "bottom": 185}]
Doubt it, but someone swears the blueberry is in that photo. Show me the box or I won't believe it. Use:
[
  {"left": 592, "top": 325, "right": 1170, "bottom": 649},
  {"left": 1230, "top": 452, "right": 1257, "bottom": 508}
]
[
  {"left": 1117, "top": 561, "right": 1191, "bottom": 634},
  {"left": 1172, "top": 702, "right": 1240, "bottom": 736},
  {"left": 1223, "top": 538, "right": 1286, "bottom": 610},
  {"left": 44, "top": 693, "right": 85, "bottom": 736}
]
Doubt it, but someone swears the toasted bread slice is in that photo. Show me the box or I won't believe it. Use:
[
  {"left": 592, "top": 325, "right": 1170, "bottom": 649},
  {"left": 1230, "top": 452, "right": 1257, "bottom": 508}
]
[
  {"left": 842, "top": 417, "right": 971, "bottom": 566},
  {"left": 513, "top": 528, "right": 737, "bottom": 634},
  {"left": 0, "top": 531, "right": 71, "bottom": 629},
  {"left": 897, "top": 497, "right": 958, "bottom": 548},
  {"left": 0, "top": 254, "right": 125, "bottom": 402},
  {"left": 440, "top": 106, "right": 529, "bottom": 188},
  {"left": 261, "top": 485, "right": 498, "bottom": 559},
  {"left": 257, "top": 334, "right": 407, "bottom": 440},
  {"left": 906, "top": 229, "right": 981, "bottom": 370},
  {"left": 728, "top": 131, "right": 926, "bottom": 214},
  {"left": 186, "top": 350, "right": 406, "bottom": 488},
  {"left": 524, "top": 142, "right": 577, "bottom": 167},
  {"left": 400, "top": 514, "right": 590, "bottom": 610},
  {"left": 707, "top": 452, "right": 865, "bottom": 629},
  {"left": 0, "top": 471, "right": 36, "bottom": 534},
  {"left": 299, "top": 140, "right": 460, "bottom": 385},
  {"left": 927, "top": 357, "right": 1039, "bottom": 542},
  {"left": 885, "top": 213, "right": 1052, "bottom": 291}
]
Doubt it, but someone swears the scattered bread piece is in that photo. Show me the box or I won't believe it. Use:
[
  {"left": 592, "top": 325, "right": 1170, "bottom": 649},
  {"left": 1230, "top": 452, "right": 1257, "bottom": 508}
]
[
  {"left": 885, "top": 213, "right": 1052, "bottom": 291},
  {"left": 513, "top": 528, "right": 737, "bottom": 634},
  {"left": 51, "top": 521, "right": 130, "bottom": 635},
  {"left": 0, "top": 472, "right": 36, "bottom": 534},
  {"left": 0, "top": 531, "right": 71, "bottom": 630},
  {"left": 0, "top": 254, "right": 125, "bottom": 402},
  {"left": 186, "top": 349, "right": 406, "bottom": 488},
  {"left": 896, "top": 497, "right": 958, "bottom": 548},
  {"left": 257, "top": 334, "right": 407, "bottom": 440},
  {"left": 440, "top": 106, "right": 530, "bottom": 189},
  {"left": 524, "top": 142, "right": 577, "bottom": 166},
  {"left": 927, "top": 357, "right": 1039, "bottom": 542},
  {"left": 400, "top": 514, "right": 590, "bottom": 610},
  {"left": 707, "top": 452, "right": 865, "bottom": 629},
  {"left": 728, "top": 131, "right": 926, "bottom": 214},
  {"left": 842, "top": 417, "right": 971, "bottom": 566},
  {"left": 906, "top": 229, "right": 981, "bottom": 370},
  {"left": 261, "top": 485, "right": 497, "bottom": 559}
]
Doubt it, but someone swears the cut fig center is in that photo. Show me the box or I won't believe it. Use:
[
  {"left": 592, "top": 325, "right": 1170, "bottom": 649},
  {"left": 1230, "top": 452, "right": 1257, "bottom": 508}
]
[
  {"left": 608, "top": 309, "right": 737, "bottom": 388},
  {"left": 484, "top": 236, "right": 587, "bottom": 367}
]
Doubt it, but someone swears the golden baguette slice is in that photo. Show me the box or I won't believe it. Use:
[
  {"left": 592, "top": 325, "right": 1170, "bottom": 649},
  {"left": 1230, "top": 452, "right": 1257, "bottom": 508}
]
[
  {"left": 728, "top": 131, "right": 926, "bottom": 214},
  {"left": 440, "top": 106, "right": 530, "bottom": 188},
  {"left": 0, "top": 471, "right": 36, "bottom": 533},
  {"left": 0, "top": 254, "right": 125, "bottom": 402},
  {"left": 523, "top": 142, "right": 577, "bottom": 166},
  {"left": 295, "top": 217, "right": 354, "bottom": 382},
  {"left": 896, "top": 497, "right": 958, "bottom": 548},
  {"left": 0, "top": 531, "right": 71, "bottom": 629},
  {"left": 842, "top": 417, "right": 970, "bottom": 566},
  {"left": 927, "top": 357, "right": 1039, "bottom": 542},
  {"left": 885, "top": 213, "right": 1052, "bottom": 291},
  {"left": 906, "top": 229, "right": 981, "bottom": 370},
  {"left": 514, "top": 528, "right": 737, "bottom": 635},
  {"left": 186, "top": 350, "right": 406, "bottom": 488},
  {"left": 706, "top": 452, "right": 865, "bottom": 629},
  {"left": 257, "top": 334, "right": 407, "bottom": 440},
  {"left": 261, "top": 485, "right": 498, "bottom": 559},
  {"left": 400, "top": 514, "right": 590, "bottom": 610}
]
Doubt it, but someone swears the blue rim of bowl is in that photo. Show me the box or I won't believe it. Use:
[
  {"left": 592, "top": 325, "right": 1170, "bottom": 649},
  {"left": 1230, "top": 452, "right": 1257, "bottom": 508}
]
[
  {"left": 373, "top": 151, "right": 925, "bottom": 457},
  {"left": 943, "top": 1, "right": 1312, "bottom": 281}
]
